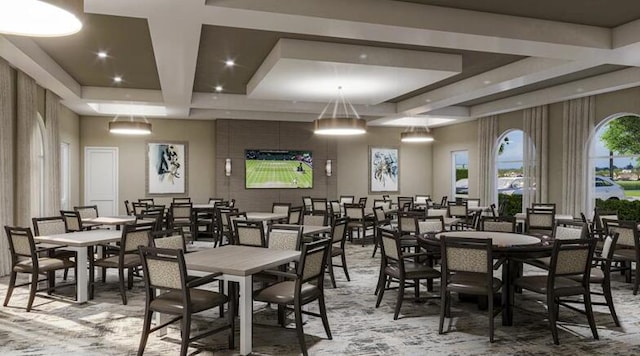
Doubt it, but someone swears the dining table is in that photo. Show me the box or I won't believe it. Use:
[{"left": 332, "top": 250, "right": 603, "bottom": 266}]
[
  {"left": 33, "top": 229, "right": 122, "bottom": 303},
  {"left": 184, "top": 245, "right": 300, "bottom": 355},
  {"left": 418, "top": 230, "right": 551, "bottom": 326}
]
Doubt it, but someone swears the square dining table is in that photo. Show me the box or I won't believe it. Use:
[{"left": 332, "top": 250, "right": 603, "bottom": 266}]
[{"left": 184, "top": 245, "right": 300, "bottom": 355}]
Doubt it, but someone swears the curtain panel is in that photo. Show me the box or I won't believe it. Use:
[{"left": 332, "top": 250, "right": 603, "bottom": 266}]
[
  {"left": 44, "top": 90, "right": 61, "bottom": 215},
  {"left": 16, "top": 71, "right": 37, "bottom": 227},
  {"left": 561, "top": 96, "right": 595, "bottom": 217},
  {"left": 0, "top": 59, "right": 15, "bottom": 276},
  {"left": 477, "top": 115, "right": 498, "bottom": 206},
  {"left": 522, "top": 105, "right": 549, "bottom": 209}
]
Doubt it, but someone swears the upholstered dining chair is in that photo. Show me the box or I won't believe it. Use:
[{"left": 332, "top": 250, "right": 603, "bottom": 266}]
[
  {"left": 288, "top": 206, "right": 303, "bottom": 225},
  {"left": 514, "top": 238, "right": 598, "bottom": 345},
  {"left": 168, "top": 202, "right": 194, "bottom": 240},
  {"left": 233, "top": 220, "right": 266, "bottom": 247},
  {"left": 138, "top": 198, "right": 155, "bottom": 205},
  {"left": 272, "top": 202, "right": 291, "bottom": 224},
  {"left": 604, "top": 219, "right": 640, "bottom": 294},
  {"left": 137, "top": 246, "right": 234, "bottom": 356},
  {"left": 525, "top": 207, "right": 555, "bottom": 237},
  {"left": 376, "top": 228, "right": 440, "bottom": 320},
  {"left": 74, "top": 205, "right": 99, "bottom": 220},
  {"left": 371, "top": 206, "right": 391, "bottom": 258},
  {"left": 439, "top": 235, "right": 501, "bottom": 342},
  {"left": 327, "top": 217, "right": 350, "bottom": 288},
  {"left": 172, "top": 197, "right": 191, "bottom": 203},
  {"left": 33, "top": 216, "right": 74, "bottom": 280},
  {"left": 253, "top": 239, "right": 332, "bottom": 356},
  {"left": 344, "top": 203, "right": 374, "bottom": 246},
  {"left": 3, "top": 226, "right": 75, "bottom": 312},
  {"left": 480, "top": 216, "right": 516, "bottom": 233}
]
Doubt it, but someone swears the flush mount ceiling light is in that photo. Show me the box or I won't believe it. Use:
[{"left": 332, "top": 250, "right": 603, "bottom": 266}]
[
  {"left": 109, "top": 115, "right": 152, "bottom": 135},
  {"left": 313, "top": 87, "right": 366, "bottom": 136},
  {"left": 0, "top": 0, "right": 82, "bottom": 37},
  {"left": 401, "top": 127, "right": 434, "bottom": 143}
]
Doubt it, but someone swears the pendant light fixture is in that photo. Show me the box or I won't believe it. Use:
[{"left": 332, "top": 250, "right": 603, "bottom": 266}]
[
  {"left": 401, "top": 126, "right": 434, "bottom": 143},
  {"left": 109, "top": 115, "right": 152, "bottom": 135},
  {"left": 313, "top": 87, "right": 366, "bottom": 135},
  {"left": 0, "top": 0, "right": 82, "bottom": 37}
]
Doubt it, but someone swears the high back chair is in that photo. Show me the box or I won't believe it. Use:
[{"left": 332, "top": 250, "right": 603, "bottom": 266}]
[
  {"left": 288, "top": 206, "right": 303, "bottom": 225},
  {"left": 92, "top": 221, "right": 154, "bottom": 304},
  {"left": 33, "top": 216, "right": 74, "bottom": 280},
  {"left": 604, "top": 219, "right": 640, "bottom": 295},
  {"left": 303, "top": 212, "right": 328, "bottom": 227},
  {"left": 124, "top": 200, "right": 133, "bottom": 215},
  {"left": 150, "top": 228, "right": 187, "bottom": 251},
  {"left": 215, "top": 207, "right": 238, "bottom": 246},
  {"left": 74, "top": 205, "right": 99, "bottom": 219},
  {"left": 397, "top": 211, "right": 420, "bottom": 236},
  {"left": 371, "top": 206, "right": 391, "bottom": 258},
  {"left": 267, "top": 224, "right": 303, "bottom": 251},
  {"left": 339, "top": 195, "right": 354, "bottom": 205},
  {"left": 172, "top": 197, "right": 191, "bottom": 203},
  {"left": 233, "top": 220, "right": 266, "bottom": 247},
  {"left": 253, "top": 239, "right": 332, "bottom": 356},
  {"left": 525, "top": 207, "right": 555, "bottom": 237},
  {"left": 480, "top": 216, "right": 516, "bottom": 233},
  {"left": 137, "top": 246, "right": 234, "bottom": 355},
  {"left": 553, "top": 220, "right": 588, "bottom": 240},
  {"left": 414, "top": 195, "right": 430, "bottom": 208},
  {"left": 226, "top": 211, "right": 248, "bottom": 240},
  {"left": 593, "top": 208, "right": 619, "bottom": 240},
  {"left": 272, "top": 202, "right": 291, "bottom": 223},
  {"left": 344, "top": 203, "right": 374, "bottom": 246},
  {"left": 358, "top": 197, "right": 368, "bottom": 207},
  {"left": 132, "top": 202, "right": 149, "bottom": 216},
  {"left": 169, "top": 202, "right": 194, "bottom": 240},
  {"left": 447, "top": 201, "right": 468, "bottom": 219},
  {"left": 60, "top": 210, "right": 89, "bottom": 232},
  {"left": 3, "top": 226, "right": 75, "bottom": 312},
  {"left": 327, "top": 217, "right": 350, "bottom": 288},
  {"left": 311, "top": 198, "right": 328, "bottom": 214},
  {"left": 439, "top": 235, "right": 501, "bottom": 342},
  {"left": 514, "top": 239, "right": 597, "bottom": 345},
  {"left": 418, "top": 216, "right": 445, "bottom": 234},
  {"left": 329, "top": 200, "right": 341, "bottom": 222},
  {"left": 397, "top": 196, "right": 413, "bottom": 211},
  {"left": 301, "top": 196, "right": 312, "bottom": 214},
  {"left": 464, "top": 198, "right": 481, "bottom": 209}
]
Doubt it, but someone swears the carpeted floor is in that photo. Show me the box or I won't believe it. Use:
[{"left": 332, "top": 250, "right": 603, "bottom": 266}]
[{"left": 1, "top": 240, "right": 640, "bottom": 355}]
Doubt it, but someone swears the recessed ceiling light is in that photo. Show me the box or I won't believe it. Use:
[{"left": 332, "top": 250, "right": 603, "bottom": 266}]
[
  {"left": 113, "top": 76, "right": 122, "bottom": 83},
  {"left": 215, "top": 85, "right": 223, "bottom": 92},
  {"left": 359, "top": 53, "right": 368, "bottom": 60},
  {"left": 425, "top": 99, "right": 431, "bottom": 103},
  {"left": 97, "top": 51, "right": 107, "bottom": 59},
  {"left": 483, "top": 80, "right": 492, "bottom": 85},
  {"left": 224, "top": 59, "right": 235, "bottom": 67},
  {"left": 577, "top": 88, "right": 584, "bottom": 92}
]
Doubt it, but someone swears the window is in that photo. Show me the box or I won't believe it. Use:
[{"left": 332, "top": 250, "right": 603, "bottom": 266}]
[
  {"left": 588, "top": 114, "right": 639, "bottom": 208},
  {"left": 61, "top": 142, "right": 70, "bottom": 210},
  {"left": 495, "top": 130, "right": 525, "bottom": 202},
  {"left": 451, "top": 150, "right": 468, "bottom": 198},
  {"left": 33, "top": 114, "right": 46, "bottom": 217}
]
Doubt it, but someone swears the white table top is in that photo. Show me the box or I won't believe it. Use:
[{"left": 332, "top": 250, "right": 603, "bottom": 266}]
[
  {"left": 246, "top": 212, "right": 288, "bottom": 221},
  {"left": 83, "top": 216, "right": 136, "bottom": 225},
  {"left": 271, "top": 224, "right": 330, "bottom": 236},
  {"left": 193, "top": 204, "right": 215, "bottom": 209},
  {"left": 185, "top": 245, "right": 299, "bottom": 276},
  {"left": 435, "top": 231, "right": 541, "bottom": 247},
  {"left": 34, "top": 229, "right": 121, "bottom": 247}
]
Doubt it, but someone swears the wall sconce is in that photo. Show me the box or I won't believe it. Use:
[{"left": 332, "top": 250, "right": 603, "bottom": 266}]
[
  {"left": 225, "top": 158, "right": 231, "bottom": 176},
  {"left": 325, "top": 159, "right": 332, "bottom": 177}
]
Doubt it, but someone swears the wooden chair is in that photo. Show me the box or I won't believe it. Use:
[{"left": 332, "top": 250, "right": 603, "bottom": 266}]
[
  {"left": 233, "top": 220, "right": 266, "bottom": 247},
  {"left": 288, "top": 206, "right": 303, "bottom": 225},
  {"left": 327, "top": 217, "right": 350, "bottom": 288},
  {"left": 33, "top": 216, "right": 74, "bottom": 280},
  {"left": 480, "top": 216, "right": 516, "bottom": 233},
  {"left": 168, "top": 202, "right": 194, "bottom": 241},
  {"left": 74, "top": 205, "right": 99, "bottom": 219},
  {"left": 124, "top": 200, "right": 133, "bottom": 215},
  {"left": 344, "top": 203, "right": 374, "bottom": 246},
  {"left": 605, "top": 219, "right": 640, "bottom": 294},
  {"left": 172, "top": 197, "right": 191, "bottom": 203},
  {"left": 525, "top": 207, "right": 555, "bottom": 237},
  {"left": 138, "top": 198, "right": 155, "bottom": 205},
  {"left": 272, "top": 202, "right": 291, "bottom": 224}
]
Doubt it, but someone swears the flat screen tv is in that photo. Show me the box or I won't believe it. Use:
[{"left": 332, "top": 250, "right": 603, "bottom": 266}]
[{"left": 245, "top": 149, "right": 313, "bottom": 189}]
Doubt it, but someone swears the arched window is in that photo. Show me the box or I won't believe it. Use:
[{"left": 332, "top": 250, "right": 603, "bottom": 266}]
[
  {"left": 32, "top": 114, "right": 46, "bottom": 217},
  {"left": 588, "top": 113, "right": 638, "bottom": 211},
  {"left": 495, "top": 130, "right": 525, "bottom": 206}
]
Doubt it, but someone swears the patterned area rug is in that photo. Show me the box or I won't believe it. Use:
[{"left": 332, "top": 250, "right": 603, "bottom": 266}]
[{"left": 1, "top": 241, "right": 640, "bottom": 355}]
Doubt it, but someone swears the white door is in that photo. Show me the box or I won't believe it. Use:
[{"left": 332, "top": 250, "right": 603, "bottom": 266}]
[{"left": 85, "top": 147, "right": 118, "bottom": 216}]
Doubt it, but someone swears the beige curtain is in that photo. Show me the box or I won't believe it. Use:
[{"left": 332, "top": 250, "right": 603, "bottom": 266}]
[
  {"left": 562, "top": 97, "right": 595, "bottom": 217},
  {"left": 477, "top": 115, "right": 498, "bottom": 206},
  {"left": 16, "top": 71, "right": 38, "bottom": 227},
  {"left": 44, "top": 90, "right": 61, "bottom": 215},
  {"left": 0, "top": 59, "right": 15, "bottom": 276},
  {"left": 523, "top": 105, "right": 549, "bottom": 209}
]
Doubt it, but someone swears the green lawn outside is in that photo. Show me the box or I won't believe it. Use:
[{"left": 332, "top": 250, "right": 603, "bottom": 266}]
[
  {"left": 245, "top": 160, "right": 313, "bottom": 188},
  {"left": 624, "top": 190, "right": 640, "bottom": 197},
  {"left": 616, "top": 180, "right": 640, "bottom": 190}
]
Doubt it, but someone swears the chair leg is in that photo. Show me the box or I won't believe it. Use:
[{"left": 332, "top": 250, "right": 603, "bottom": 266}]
[
  {"left": 318, "top": 294, "right": 332, "bottom": 340},
  {"left": 414, "top": 279, "right": 420, "bottom": 300},
  {"left": 439, "top": 289, "right": 447, "bottom": 334},
  {"left": 3, "top": 272, "right": 17, "bottom": 307},
  {"left": 228, "top": 297, "right": 236, "bottom": 349},
  {"left": 393, "top": 278, "right": 405, "bottom": 320},
  {"left": 118, "top": 267, "right": 128, "bottom": 305},
  {"left": 341, "top": 252, "right": 350, "bottom": 282},
  {"left": 488, "top": 291, "right": 495, "bottom": 343},
  {"left": 583, "top": 292, "right": 599, "bottom": 340},
  {"left": 547, "top": 294, "right": 560, "bottom": 345},
  {"left": 218, "top": 280, "right": 225, "bottom": 318},
  {"left": 27, "top": 271, "right": 38, "bottom": 312},
  {"left": 328, "top": 256, "right": 337, "bottom": 288},
  {"left": 602, "top": 280, "right": 620, "bottom": 326},
  {"left": 294, "top": 300, "right": 308, "bottom": 356},
  {"left": 375, "top": 274, "right": 387, "bottom": 307},
  {"left": 634, "top": 263, "right": 640, "bottom": 295},
  {"left": 128, "top": 268, "right": 134, "bottom": 289},
  {"left": 180, "top": 313, "right": 191, "bottom": 356},
  {"left": 137, "top": 308, "right": 153, "bottom": 356}
]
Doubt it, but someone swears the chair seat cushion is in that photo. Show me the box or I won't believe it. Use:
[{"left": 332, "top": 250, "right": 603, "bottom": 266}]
[
  {"left": 254, "top": 281, "right": 320, "bottom": 305},
  {"left": 567, "top": 267, "right": 604, "bottom": 284},
  {"left": 385, "top": 262, "right": 441, "bottom": 280},
  {"left": 14, "top": 257, "right": 74, "bottom": 273},
  {"left": 447, "top": 272, "right": 501, "bottom": 295},
  {"left": 94, "top": 254, "right": 141, "bottom": 268},
  {"left": 331, "top": 247, "right": 343, "bottom": 257},
  {"left": 514, "top": 275, "right": 584, "bottom": 296},
  {"left": 151, "top": 289, "right": 228, "bottom": 314},
  {"left": 613, "top": 249, "right": 637, "bottom": 261}
]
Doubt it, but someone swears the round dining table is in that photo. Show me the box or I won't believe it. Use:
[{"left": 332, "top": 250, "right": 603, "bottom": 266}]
[{"left": 417, "top": 230, "right": 553, "bottom": 326}]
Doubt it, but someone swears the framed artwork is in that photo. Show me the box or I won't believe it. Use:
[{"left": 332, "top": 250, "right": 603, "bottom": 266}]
[
  {"left": 146, "top": 141, "right": 188, "bottom": 195},
  {"left": 369, "top": 146, "right": 399, "bottom": 193}
]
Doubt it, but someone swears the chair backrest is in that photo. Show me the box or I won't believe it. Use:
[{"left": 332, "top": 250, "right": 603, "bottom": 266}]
[
  {"left": 32, "top": 216, "right": 66, "bottom": 236},
  {"left": 137, "top": 207, "right": 165, "bottom": 231},
  {"left": 272, "top": 202, "right": 291, "bottom": 215},
  {"left": 489, "top": 203, "right": 497, "bottom": 218},
  {"left": 418, "top": 216, "right": 445, "bottom": 233},
  {"left": 414, "top": 195, "right": 430, "bottom": 206},
  {"left": 124, "top": 200, "right": 133, "bottom": 215},
  {"left": 288, "top": 206, "right": 303, "bottom": 224},
  {"left": 4, "top": 226, "right": 37, "bottom": 262},
  {"left": 480, "top": 216, "right": 516, "bottom": 233},
  {"left": 132, "top": 202, "right": 148, "bottom": 215},
  {"left": 233, "top": 220, "right": 266, "bottom": 247},
  {"left": 302, "top": 196, "right": 312, "bottom": 213},
  {"left": 268, "top": 224, "right": 303, "bottom": 251},
  {"left": 553, "top": 220, "right": 587, "bottom": 240},
  {"left": 594, "top": 208, "right": 619, "bottom": 233},
  {"left": 427, "top": 208, "right": 448, "bottom": 217},
  {"left": 604, "top": 219, "right": 638, "bottom": 248},
  {"left": 121, "top": 221, "right": 154, "bottom": 253},
  {"left": 329, "top": 200, "right": 341, "bottom": 218},
  {"left": 358, "top": 197, "right": 368, "bottom": 207},
  {"left": 303, "top": 213, "right": 327, "bottom": 226},
  {"left": 464, "top": 198, "right": 480, "bottom": 209},
  {"left": 311, "top": 198, "right": 328, "bottom": 213},
  {"left": 339, "top": 195, "right": 354, "bottom": 205},
  {"left": 397, "top": 196, "right": 413, "bottom": 211},
  {"left": 532, "top": 203, "right": 556, "bottom": 210},
  {"left": 548, "top": 239, "right": 595, "bottom": 285},
  {"left": 382, "top": 194, "right": 391, "bottom": 202},
  {"left": 344, "top": 203, "right": 365, "bottom": 221},
  {"left": 441, "top": 235, "right": 492, "bottom": 274},
  {"left": 139, "top": 246, "right": 187, "bottom": 293},
  {"left": 526, "top": 208, "right": 555, "bottom": 232},
  {"left": 216, "top": 207, "right": 237, "bottom": 230},
  {"left": 297, "top": 238, "right": 331, "bottom": 286},
  {"left": 379, "top": 227, "right": 401, "bottom": 262},
  {"left": 373, "top": 199, "right": 391, "bottom": 210},
  {"left": 172, "top": 197, "right": 191, "bottom": 203},
  {"left": 60, "top": 209, "right": 83, "bottom": 232},
  {"left": 74, "top": 205, "right": 98, "bottom": 219},
  {"left": 439, "top": 196, "right": 448, "bottom": 207},
  {"left": 601, "top": 232, "right": 620, "bottom": 262},
  {"left": 151, "top": 228, "right": 187, "bottom": 251},
  {"left": 138, "top": 198, "right": 155, "bottom": 205},
  {"left": 331, "top": 217, "right": 349, "bottom": 244},
  {"left": 397, "top": 212, "right": 419, "bottom": 234},
  {"left": 447, "top": 201, "right": 468, "bottom": 218},
  {"left": 372, "top": 206, "right": 389, "bottom": 226},
  {"left": 170, "top": 202, "right": 192, "bottom": 220},
  {"left": 208, "top": 197, "right": 224, "bottom": 205},
  {"left": 227, "top": 211, "right": 247, "bottom": 235}
]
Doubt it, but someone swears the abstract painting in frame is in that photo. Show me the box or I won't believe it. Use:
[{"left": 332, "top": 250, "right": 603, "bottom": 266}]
[
  {"left": 146, "top": 141, "right": 188, "bottom": 195},
  {"left": 369, "top": 146, "right": 399, "bottom": 193}
]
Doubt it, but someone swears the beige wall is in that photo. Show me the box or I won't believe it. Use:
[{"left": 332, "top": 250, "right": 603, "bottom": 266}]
[
  {"left": 59, "top": 105, "right": 80, "bottom": 208},
  {"left": 80, "top": 117, "right": 216, "bottom": 212},
  {"left": 336, "top": 126, "right": 432, "bottom": 204},
  {"left": 431, "top": 120, "right": 477, "bottom": 200}
]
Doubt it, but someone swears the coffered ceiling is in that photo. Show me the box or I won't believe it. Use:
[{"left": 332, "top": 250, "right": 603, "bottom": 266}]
[{"left": 3, "top": 0, "right": 640, "bottom": 127}]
